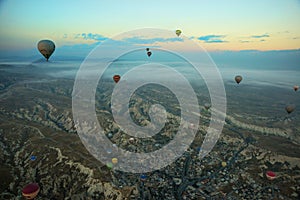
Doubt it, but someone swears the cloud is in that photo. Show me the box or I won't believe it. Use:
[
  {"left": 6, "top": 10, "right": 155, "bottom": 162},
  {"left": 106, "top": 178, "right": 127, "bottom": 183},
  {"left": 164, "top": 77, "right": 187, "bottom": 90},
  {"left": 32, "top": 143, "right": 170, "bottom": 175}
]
[
  {"left": 277, "top": 31, "right": 289, "bottom": 34},
  {"left": 81, "top": 33, "right": 108, "bottom": 41},
  {"left": 239, "top": 35, "right": 270, "bottom": 43},
  {"left": 209, "top": 49, "right": 300, "bottom": 70},
  {"left": 198, "top": 35, "right": 227, "bottom": 43},
  {"left": 239, "top": 40, "right": 251, "bottom": 43},
  {"left": 70, "top": 33, "right": 108, "bottom": 41},
  {"left": 74, "top": 33, "right": 81, "bottom": 39},
  {"left": 251, "top": 34, "right": 269, "bottom": 38},
  {"left": 122, "top": 36, "right": 183, "bottom": 44}
]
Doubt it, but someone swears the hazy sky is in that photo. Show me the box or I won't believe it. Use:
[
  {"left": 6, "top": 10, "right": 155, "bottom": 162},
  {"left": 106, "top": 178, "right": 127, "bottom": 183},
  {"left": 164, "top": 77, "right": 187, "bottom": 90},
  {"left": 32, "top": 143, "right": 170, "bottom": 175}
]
[{"left": 0, "top": 0, "right": 300, "bottom": 51}]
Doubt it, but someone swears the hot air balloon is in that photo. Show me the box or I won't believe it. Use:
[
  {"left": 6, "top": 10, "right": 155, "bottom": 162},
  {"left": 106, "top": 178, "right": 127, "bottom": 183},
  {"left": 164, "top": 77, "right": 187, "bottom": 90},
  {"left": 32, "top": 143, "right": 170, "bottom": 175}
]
[
  {"left": 235, "top": 75, "right": 243, "bottom": 84},
  {"left": 30, "top": 155, "right": 36, "bottom": 161},
  {"left": 221, "top": 161, "right": 227, "bottom": 167},
  {"left": 285, "top": 105, "right": 295, "bottom": 114},
  {"left": 140, "top": 174, "right": 147, "bottom": 181},
  {"left": 22, "top": 183, "right": 40, "bottom": 200},
  {"left": 107, "top": 132, "right": 113, "bottom": 138},
  {"left": 266, "top": 171, "right": 276, "bottom": 181},
  {"left": 37, "top": 40, "right": 55, "bottom": 61},
  {"left": 129, "top": 137, "right": 135, "bottom": 144},
  {"left": 106, "top": 162, "right": 113, "bottom": 169},
  {"left": 146, "top": 48, "right": 150, "bottom": 52},
  {"left": 294, "top": 85, "right": 299, "bottom": 91},
  {"left": 147, "top": 51, "right": 152, "bottom": 57},
  {"left": 113, "top": 75, "right": 121, "bottom": 83},
  {"left": 204, "top": 103, "right": 211, "bottom": 110},
  {"left": 189, "top": 123, "right": 194, "bottom": 129},
  {"left": 106, "top": 148, "right": 112, "bottom": 154},
  {"left": 175, "top": 29, "right": 182, "bottom": 37},
  {"left": 112, "top": 158, "right": 118, "bottom": 164}
]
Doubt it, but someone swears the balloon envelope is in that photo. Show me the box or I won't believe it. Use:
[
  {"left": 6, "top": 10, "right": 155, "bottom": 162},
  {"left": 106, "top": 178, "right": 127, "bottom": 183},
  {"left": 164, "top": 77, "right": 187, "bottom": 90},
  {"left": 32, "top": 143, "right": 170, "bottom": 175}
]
[
  {"left": 112, "top": 158, "right": 118, "bottom": 164},
  {"left": 106, "top": 162, "right": 113, "bottom": 169},
  {"left": 106, "top": 148, "right": 112, "bottom": 154},
  {"left": 204, "top": 103, "right": 211, "bottom": 110},
  {"left": 175, "top": 29, "right": 182, "bottom": 36},
  {"left": 129, "top": 137, "right": 135, "bottom": 144},
  {"left": 140, "top": 174, "right": 147, "bottom": 181},
  {"left": 22, "top": 183, "right": 40, "bottom": 200},
  {"left": 221, "top": 161, "right": 227, "bottom": 167},
  {"left": 285, "top": 105, "right": 295, "bottom": 114},
  {"left": 266, "top": 171, "right": 276, "bottom": 180},
  {"left": 37, "top": 40, "right": 55, "bottom": 61},
  {"left": 113, "top": 75, "right": 121, "bottom": 83},
  {"left": 235, "top": 75, "right": 243, "bottom": 84},
  {"left": 30, "top": 155, "right": 36, "bottom": 161}
]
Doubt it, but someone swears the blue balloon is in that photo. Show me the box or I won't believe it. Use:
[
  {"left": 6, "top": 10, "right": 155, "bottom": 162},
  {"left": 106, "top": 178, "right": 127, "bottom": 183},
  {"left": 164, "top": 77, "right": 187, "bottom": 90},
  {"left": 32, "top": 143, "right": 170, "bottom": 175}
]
[
  {"left": 106, "top": 148, "right": 112, "bottom": 154},
  {"left": 140, "top": 174, "right": 147, "bottom": 181},
  {"left": 30, "top": 155, "right": 36, "bottom": 161}
]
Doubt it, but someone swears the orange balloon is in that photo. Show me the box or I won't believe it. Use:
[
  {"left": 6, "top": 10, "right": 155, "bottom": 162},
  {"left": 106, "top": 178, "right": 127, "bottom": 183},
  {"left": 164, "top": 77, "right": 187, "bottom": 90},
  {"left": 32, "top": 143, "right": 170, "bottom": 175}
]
[{"left": 113, "top": 75, "right": 121, "bottom": 83}]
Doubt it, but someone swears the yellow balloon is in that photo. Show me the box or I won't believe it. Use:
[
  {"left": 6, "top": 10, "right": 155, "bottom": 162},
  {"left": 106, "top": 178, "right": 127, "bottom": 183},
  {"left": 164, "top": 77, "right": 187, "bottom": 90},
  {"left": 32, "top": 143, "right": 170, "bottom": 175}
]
[
  {"left": 221, "top": 161, "right": 227, "bottom": 167},
  {"left": 112, "top": 158, "right": 118, "bottom": 164}
]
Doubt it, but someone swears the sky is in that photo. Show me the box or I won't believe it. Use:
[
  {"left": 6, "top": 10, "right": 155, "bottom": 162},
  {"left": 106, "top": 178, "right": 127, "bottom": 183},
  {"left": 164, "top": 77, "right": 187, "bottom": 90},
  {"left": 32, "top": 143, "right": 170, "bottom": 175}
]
[{"left": 0, "top": 0, "right": 299, "bottom": 54}]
